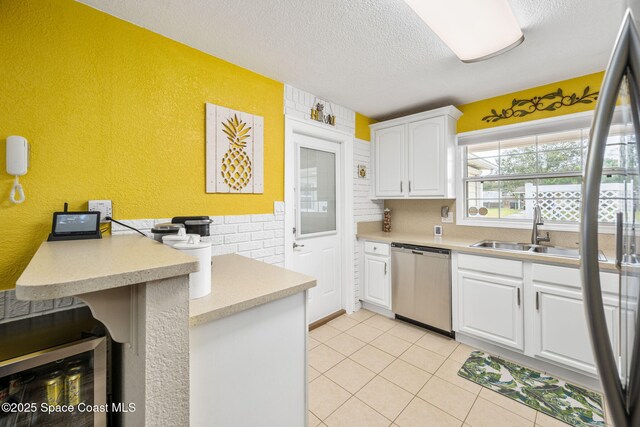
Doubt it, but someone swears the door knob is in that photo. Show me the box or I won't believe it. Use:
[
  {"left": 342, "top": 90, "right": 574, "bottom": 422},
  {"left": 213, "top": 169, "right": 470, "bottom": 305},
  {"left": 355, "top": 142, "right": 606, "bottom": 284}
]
[{"left": 293, "top": 242, "right": 305, "bottom": 249}]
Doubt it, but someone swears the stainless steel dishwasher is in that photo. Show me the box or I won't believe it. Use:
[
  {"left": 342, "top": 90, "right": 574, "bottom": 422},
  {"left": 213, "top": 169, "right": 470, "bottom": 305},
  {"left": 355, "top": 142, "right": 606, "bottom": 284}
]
[{"left": 391, "top": 243, "right": 452, "bottom": 336}]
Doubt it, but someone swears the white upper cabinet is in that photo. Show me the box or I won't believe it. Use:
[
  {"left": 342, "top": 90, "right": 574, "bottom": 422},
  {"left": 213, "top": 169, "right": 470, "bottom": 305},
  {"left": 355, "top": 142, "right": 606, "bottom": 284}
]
[
  {"left": 371, "top": 106, "right": 461, "bottom": 199},
  {"left": 374, "top": 125, "right": 405, "bottom": 197},
  {"left": 408, "top": 117, "right": 445, "bottom": 197}
]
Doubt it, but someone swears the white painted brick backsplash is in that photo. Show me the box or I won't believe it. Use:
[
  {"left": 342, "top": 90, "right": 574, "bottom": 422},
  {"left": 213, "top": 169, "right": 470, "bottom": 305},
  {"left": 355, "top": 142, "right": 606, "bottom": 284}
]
[
  {"left": 212, "top": 244, "right": 238, "bottom": 256},
  {"left": 251, "top": 214, "right": 275, "bottom": 222},
  {"left": 251, "top": 230, "right": 275, "bottom": 241},
  {"left": 353, "top": 139, "right": 384, "bottom": 306},
  {"left": 209, "top": 216, "right": 225, "bottom": 225},
  {"left": 263, "top": 238, "right": 283, "bottom": 248},
  {"left": 224, "top": 233, "right": 251, "bottom": 244},
  {"left": 263, "top": 221, "right": 282, "bottom": 231},
  {"left": 110, "top": 203, "right": 286, "bottom": 270},
  {"left": 238, "top": 241, "right": 263, "bottom": 252},
  {"left": 211, "top": 224, "right": 237, "bottom": 235},
  {"left": 202, "top": 235, "right": 224, "bottom": 245},
  {"left": 238, "top": 223, "right": 263, "bottom": 233},
  {"left": 224, "top": 215, "right": 251, "bottom": 224},
  {"left": 251, "top": 247, "right": 276, "bottom": 258}
]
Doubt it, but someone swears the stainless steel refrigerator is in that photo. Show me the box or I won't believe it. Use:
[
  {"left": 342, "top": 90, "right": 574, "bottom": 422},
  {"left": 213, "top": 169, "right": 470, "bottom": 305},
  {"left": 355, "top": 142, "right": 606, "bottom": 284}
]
[{"left": 582, "top": 9, "right": 640, "bottom": 427}]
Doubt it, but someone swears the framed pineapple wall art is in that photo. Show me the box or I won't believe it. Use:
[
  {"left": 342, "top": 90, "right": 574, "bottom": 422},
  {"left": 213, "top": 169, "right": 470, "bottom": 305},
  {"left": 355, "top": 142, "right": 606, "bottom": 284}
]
[{"left": 205, "top": 103, "right": 264, "bottom": 194}]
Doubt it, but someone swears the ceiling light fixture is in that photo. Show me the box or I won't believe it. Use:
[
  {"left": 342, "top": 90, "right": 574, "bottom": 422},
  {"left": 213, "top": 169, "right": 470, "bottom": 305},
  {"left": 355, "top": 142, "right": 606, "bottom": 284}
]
[{"left": 404, "top": 0, "right": 524, "bottom": 63}]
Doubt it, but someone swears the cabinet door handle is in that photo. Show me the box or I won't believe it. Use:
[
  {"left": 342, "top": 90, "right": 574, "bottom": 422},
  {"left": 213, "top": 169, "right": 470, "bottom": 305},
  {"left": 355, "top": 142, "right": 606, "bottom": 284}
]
[
  {"left": 384, "top": 262, "right": 387, "bottom": 275},
  {"left": 409, "top": 180, "right": 412, "bottom": 192},
  {"left": 517, "top": 288, "right": 521, "bottom": 306},
  {"left": 400, "top": 181, "right": 403, "bottom": 192},
  {"left": 536, "top": 292, "right": 540, "bottom": 310}
]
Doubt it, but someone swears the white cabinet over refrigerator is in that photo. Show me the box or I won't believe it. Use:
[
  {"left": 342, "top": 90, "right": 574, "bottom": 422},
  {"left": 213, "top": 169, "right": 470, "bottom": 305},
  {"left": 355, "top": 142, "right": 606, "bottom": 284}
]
[{"left": 370, "top": 106, "right": 462, "bottom": 199}]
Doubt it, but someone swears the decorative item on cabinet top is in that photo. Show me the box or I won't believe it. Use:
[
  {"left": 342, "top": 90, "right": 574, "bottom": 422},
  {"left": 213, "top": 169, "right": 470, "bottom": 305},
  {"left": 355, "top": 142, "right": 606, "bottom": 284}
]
[
  {"left": 205, "top": 103, "right": 264, "bottom": 194},
  {"left": 482, "top": 86, "right": 599, "bottom": 123}
]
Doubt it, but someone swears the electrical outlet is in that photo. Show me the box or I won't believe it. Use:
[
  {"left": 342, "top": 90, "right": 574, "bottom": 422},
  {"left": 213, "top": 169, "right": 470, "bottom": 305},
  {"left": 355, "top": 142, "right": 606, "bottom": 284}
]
[
  {"left": 441, "top": 212, "right": 454, "bottom": 223},
  {"left": 88, "top": 200, "right": 112, "bottom": 223}
]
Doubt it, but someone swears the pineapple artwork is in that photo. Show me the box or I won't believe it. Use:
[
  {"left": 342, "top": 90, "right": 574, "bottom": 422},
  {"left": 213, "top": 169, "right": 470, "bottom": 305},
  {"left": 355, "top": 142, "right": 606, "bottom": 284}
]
[
  {"left": 221, "top": 114, "right": 252, "bottom": 190},
  {"left": 205, "top": 103, "right": 264, "bottom": 194}
]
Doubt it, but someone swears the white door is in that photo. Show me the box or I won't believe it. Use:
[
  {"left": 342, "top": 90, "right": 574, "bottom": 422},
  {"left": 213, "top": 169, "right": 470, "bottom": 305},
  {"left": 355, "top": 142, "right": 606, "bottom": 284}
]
[
  {"left": 407, "top": 117, "right": 445, "bottom": 197},
  {"left": 375, "top": 125, "right": 405, "bottom": 197},
  {"left": 291, "top": 134, "right": 342, "bottom": 323},
  {"left": 457, "top": 270, "right": 524, "bottom": 351},
  {"left": 363, "top": 254, "right": 391, "bottom": 309}
]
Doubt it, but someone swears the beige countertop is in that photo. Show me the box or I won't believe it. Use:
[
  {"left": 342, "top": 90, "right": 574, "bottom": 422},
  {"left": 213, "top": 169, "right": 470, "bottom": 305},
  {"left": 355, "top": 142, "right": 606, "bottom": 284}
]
[
  {"left": 357, "top": 230, "right": 618, "bottom": 272},
  {"left": 189, "top": 254, "right": 316, "bottom": 326},
  {"left": 16, "top": 235, "right": 199, "bottom": 300}
]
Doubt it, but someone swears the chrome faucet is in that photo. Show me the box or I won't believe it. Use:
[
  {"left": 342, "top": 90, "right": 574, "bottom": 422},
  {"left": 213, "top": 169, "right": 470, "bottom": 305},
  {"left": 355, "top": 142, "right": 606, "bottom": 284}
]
[{"left": 532, "top": 206, "right": 550, "bottom": 245}]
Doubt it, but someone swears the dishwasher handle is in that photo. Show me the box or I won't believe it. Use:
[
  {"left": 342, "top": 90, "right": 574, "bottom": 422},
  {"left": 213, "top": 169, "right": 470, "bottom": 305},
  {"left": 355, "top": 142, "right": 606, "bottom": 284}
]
[{"left": 392, "top": 242, "right": 450, "bottom": 257}]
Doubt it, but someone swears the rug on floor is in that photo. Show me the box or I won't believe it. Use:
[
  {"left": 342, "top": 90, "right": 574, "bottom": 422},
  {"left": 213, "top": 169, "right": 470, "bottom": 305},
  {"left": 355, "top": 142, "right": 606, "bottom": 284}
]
[{"left": 458, "top": 351, "right": 605, "bottom": 427}]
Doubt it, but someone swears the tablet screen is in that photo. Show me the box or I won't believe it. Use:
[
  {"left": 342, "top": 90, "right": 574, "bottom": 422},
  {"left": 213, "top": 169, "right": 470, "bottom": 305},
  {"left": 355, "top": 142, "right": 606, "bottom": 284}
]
[{"left": 53, "top": 213, "right": 99, "bottom": 235}]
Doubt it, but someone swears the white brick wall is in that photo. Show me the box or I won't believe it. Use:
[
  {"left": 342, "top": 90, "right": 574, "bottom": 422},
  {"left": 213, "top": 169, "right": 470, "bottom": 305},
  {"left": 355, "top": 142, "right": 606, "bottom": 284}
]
[
  {"left": 111, "top": 201, "right": 286, "bottom": 267},
  {"left": 284, "top": 84, "right": 356, "bottom": 135},
  {"left": 353, "top": 139, "right": 385, "bottom": 307}
]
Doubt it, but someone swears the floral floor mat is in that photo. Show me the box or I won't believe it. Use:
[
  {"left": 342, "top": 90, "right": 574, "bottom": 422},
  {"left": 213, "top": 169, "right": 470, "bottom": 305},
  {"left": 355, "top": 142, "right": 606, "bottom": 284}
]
[{"left": 458, "top": 351, "right": 605, "bottom": 427}]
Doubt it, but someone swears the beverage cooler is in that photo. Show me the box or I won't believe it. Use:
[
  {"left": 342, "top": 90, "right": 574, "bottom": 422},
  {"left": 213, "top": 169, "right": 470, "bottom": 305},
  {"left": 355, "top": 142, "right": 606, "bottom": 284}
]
[{"left": 0, "top": 337, "right": 106, "bottom": 427}]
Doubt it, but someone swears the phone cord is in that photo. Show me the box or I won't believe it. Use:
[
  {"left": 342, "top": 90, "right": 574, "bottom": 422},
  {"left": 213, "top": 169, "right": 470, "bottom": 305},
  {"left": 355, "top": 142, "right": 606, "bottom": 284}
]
[{"left": 10, "top": 176, "right": 25, "bottom": 204}]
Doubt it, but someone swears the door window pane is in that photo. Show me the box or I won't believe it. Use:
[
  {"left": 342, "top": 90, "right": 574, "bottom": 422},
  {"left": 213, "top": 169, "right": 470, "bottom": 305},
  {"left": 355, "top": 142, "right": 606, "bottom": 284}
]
[{"left": 299, "top": 147, "right": 336, "bottom": 235}]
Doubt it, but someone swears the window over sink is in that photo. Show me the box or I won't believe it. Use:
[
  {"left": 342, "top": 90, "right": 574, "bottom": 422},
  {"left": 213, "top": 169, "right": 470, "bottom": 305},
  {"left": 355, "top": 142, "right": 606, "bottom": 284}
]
[{"left": 457, "top": 111, "right": 635, "bottom": 230}]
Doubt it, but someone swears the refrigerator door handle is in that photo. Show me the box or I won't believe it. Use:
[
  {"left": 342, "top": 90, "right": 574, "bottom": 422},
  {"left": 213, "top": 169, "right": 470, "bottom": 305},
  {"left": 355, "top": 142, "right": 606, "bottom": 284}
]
[
  {"left": 581, "top": 10, "right": 636, "bottom": 427},
  {"left": 616, "top": 212, "right": 623, "bottom": 271}
]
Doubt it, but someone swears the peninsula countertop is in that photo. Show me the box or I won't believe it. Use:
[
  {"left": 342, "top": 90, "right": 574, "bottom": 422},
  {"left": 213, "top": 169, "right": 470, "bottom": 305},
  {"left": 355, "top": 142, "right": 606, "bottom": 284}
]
[
  {"left": 189, "top": 254, "right": 316, "bottom": 326},
  {"left": 357, "top": 230, "right": 618, "bottom": 272},
  {"left": 16, "top": 235, "right": 199, "bottom": 300}
]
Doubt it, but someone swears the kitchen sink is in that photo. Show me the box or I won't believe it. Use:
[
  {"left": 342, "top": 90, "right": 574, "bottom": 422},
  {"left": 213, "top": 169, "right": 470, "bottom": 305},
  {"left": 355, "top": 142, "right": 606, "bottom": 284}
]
[
  {"left": 530, "top": 246, "right": 579, "bottom": 257},
  {"left": 471, "top": 241, "right": 532, "bottom": 251},
  {"left": 471, "top": 240, "right": 608, "bottom": 262}
]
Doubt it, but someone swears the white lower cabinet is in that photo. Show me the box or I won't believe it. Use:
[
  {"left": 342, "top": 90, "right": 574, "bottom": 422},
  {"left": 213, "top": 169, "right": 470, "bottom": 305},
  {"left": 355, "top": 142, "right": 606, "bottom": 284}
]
[
  {"left": 457, "top": 259, "right": 524, "bottom": 351},
  {"left": 453, "top": 253, "right": 638, "bottom": 378},
  {"left": 362, "top": 241, "right": 391, "bottom": 309},
  {"left": 530, "top": 263, "right": 622, "bottom": 376},
  {"left": 531, "top": 283, "right": 616, "bottom": 375}
]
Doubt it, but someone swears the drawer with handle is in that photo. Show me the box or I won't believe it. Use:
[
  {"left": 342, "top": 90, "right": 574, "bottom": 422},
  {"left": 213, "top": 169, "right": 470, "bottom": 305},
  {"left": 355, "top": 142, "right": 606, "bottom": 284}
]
[{"left": 364, "top": 241, "right": 390, "bottom": 256}]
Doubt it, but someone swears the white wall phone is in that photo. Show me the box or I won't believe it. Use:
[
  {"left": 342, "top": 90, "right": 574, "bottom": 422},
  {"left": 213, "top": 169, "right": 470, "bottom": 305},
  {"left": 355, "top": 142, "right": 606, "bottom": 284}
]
[{"left": 6, "top": 136, "right": 29, "bottom": 204}]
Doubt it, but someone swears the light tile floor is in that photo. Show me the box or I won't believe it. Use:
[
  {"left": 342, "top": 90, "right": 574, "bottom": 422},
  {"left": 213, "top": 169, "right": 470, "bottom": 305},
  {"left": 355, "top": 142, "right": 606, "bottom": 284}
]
[{"left": 308, "top": 309, "right": 610, "bottom": 427}]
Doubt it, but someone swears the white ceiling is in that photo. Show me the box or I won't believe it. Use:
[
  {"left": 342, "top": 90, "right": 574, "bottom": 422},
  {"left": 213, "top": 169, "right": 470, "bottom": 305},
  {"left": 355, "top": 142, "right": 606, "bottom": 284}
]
[{"left": 79, "top": 0, "right": 627, "bottom": 120}]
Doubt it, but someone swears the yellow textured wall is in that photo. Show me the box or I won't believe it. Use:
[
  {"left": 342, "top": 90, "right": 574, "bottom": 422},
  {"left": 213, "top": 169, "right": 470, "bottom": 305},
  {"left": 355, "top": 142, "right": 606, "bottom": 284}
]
[
  {"left": 355, "top": 113, "right": 377, "bottom": 141},
  {"left": 457, "top": 71, "right": 605, "bottom": 133},
  {"left": 0, "top": 0, "right": 284, "bottom": 290}
]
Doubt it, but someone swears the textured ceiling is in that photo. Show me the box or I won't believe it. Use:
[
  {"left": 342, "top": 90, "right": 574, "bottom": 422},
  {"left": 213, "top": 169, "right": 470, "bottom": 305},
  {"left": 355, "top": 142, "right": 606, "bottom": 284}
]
[{"left": 78, "top": 0, "right": 627, "bottom": 120}]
